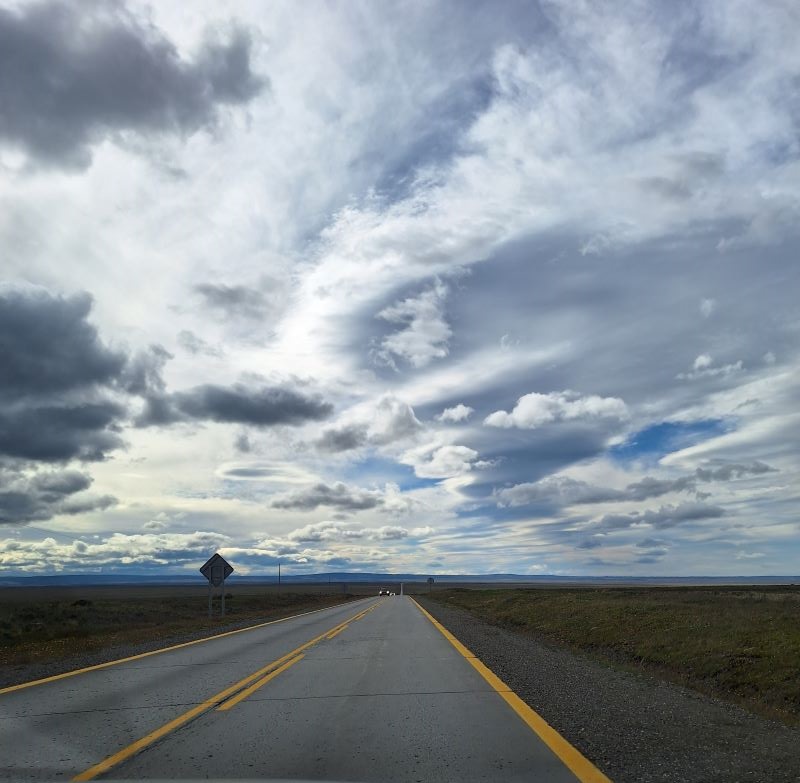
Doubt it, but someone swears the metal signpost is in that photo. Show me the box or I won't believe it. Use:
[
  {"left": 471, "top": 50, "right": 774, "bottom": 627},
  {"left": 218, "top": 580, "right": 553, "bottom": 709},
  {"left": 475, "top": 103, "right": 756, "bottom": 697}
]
[
  {"left": 427, "top": 576, "right": 434, "bottom": 594},
  {"left": 200, "top": 552, "right": 234, "bottom": 617}
]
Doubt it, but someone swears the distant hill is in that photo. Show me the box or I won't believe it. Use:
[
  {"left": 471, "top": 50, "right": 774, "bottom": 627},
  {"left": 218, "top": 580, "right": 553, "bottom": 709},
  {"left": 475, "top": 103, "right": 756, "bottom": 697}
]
[{"left": 0, "top": 572, "right": 797, "bottom": 587}]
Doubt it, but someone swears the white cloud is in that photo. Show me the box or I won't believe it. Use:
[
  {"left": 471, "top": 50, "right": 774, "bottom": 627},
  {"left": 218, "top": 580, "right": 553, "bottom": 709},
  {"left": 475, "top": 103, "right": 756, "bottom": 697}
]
[
  {"left": 485, "top": 391, "right": 628, "bottom": 429},
  {"left": 288, "top": 521, "right": 365, "bottom": 543},
  {"left": 280, "top": 520, "right": 427, "bottom": 545},
  {"left": 316, "top": 393, "right": 423, "bottom": 452},
  {"left": 380, "top": 483, "right": 419, "bottom": 517},
  {"left": 376, "top": 281, "right": 451, "bottom": 368},
  {"left": 735, "top": 551, "right": 766, "bottom": 560},
  {"left": 700, "top": 298, "right": 716, "bottom": 318},
  {"left": 372, "top": 525, "right": 408, "bottom": 541},
  {"left": 436, "top": 403, "right": 474, "bottom": 423},
  {"left": 369, "top": 394, "right": 424, "bottom": 444},
  {"left": 499, "top": 334, "right": 517, "bottom": 350},
  {"left": 497, "top": 476, "right": 624, "bottom": 507},
  {"left": 677, "top": 355, "right": 743, "bottom": 380},
  {"left": 402, "top": 443, "right": 480, "bottom": 479},
  {"left": 0, "top": 531, "right": 230, "bottom": 572}
]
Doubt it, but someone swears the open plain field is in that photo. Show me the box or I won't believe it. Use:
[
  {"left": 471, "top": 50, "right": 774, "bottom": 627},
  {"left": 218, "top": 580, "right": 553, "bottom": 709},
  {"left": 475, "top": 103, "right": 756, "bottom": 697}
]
[
  {"left": 0, "top": 583, "right": 365, "bottom": 673},
  {"left": 430, "top": 585, "right": 800, "bottom": 724}
]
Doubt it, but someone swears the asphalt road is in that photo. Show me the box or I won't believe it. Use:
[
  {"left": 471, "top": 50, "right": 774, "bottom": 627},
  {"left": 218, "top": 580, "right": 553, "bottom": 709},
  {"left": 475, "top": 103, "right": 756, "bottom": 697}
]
[{"left": 0, "top": 596, "right": 606, "bottom": 782}]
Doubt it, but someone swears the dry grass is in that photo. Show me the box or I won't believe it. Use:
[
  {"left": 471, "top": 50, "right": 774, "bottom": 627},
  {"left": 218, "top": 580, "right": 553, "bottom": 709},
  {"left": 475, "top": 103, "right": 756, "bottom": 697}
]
[
  {"left": 430, "top": 585, "right": 800, "bottom": 724},
  {"left": 0, "top": 586, "right": 359, "bottom": 666}
]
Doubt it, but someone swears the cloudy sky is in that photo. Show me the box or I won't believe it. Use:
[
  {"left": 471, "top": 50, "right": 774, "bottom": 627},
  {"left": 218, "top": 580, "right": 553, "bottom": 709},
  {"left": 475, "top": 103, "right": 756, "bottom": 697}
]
[{"left": 1, "top": 0, "right": 798, "bottom": 577}]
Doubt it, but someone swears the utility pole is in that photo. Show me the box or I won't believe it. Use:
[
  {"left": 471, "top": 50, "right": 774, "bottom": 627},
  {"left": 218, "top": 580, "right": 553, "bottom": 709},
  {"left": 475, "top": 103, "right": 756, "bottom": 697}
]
[{"left": 278, "top": 562, "right": 281, "bottom": 595}]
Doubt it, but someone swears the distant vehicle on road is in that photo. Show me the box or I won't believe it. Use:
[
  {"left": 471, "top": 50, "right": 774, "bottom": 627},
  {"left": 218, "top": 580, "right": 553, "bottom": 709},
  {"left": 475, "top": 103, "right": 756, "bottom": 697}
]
[{"left": 378, "top": 588, "right": 390, "bottom": 595}]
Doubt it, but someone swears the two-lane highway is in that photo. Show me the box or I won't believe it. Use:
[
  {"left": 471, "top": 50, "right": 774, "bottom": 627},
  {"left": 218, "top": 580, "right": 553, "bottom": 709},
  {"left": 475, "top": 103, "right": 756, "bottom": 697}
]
[{"left": 0, "top": 596, "right": 610, "bottom": 782}]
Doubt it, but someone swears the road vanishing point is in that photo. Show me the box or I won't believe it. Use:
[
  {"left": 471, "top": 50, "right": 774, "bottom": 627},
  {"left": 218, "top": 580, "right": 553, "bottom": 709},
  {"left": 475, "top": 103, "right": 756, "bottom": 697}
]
[{"left": 0, "top": 596, "right": 610, "bottom": 782}]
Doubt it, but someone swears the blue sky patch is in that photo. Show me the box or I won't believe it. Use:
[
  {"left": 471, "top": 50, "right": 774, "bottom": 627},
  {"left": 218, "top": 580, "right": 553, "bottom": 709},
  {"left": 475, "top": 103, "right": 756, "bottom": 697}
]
[
  {"left": 339, "top": 456, "right": 439, "bottom": 491},
  {"left": 610, "top": 419, "right": 732, "bottom": 464}
]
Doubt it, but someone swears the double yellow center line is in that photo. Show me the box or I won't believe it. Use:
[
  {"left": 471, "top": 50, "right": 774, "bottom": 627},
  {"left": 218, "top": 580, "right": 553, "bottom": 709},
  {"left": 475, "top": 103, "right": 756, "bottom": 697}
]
[
  {"left": 73, "top": 599, "right": 383, "bottom": 781},
  {"left": 216, "top": 601, "right": 378, "bottom": 712},
  {"left": 216, "top": 653, "right": 305, "bottom": 712}
]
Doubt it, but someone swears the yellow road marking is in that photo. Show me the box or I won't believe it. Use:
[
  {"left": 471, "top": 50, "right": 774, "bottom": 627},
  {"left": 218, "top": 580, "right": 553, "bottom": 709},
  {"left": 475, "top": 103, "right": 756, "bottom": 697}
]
[
  {"left": 217, "top": 654, "right": 304, "bottom": 711},
  {"left": 411, "top": 598, "right": 612, "bottom": 783},
  {"left": 1, "top": 598, "right": 366, "bottom": 696},
  {"left": 353, "top": 602, "right": 380, "bottom": 620},
  {"left": 326, "top": 624, "right": 348, "bottom": 640},
  {"left": 71, "top": 600, "right": 382, "bottom": 781}
]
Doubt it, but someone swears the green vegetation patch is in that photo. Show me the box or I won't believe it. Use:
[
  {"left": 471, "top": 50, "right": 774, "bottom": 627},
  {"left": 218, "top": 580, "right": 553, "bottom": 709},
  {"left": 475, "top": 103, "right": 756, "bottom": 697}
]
[
  {"left": 430, "top": 586, "right": 800, "bottom": 724},
  {"left": 0, "top": 589, "right": 357, "bottom": 667}
]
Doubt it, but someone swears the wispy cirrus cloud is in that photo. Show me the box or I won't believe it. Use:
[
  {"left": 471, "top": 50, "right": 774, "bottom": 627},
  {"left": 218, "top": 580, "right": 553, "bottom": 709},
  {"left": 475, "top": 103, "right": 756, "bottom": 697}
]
[{"left": 1, "top": 1, "right": 799, "bottom": 577}]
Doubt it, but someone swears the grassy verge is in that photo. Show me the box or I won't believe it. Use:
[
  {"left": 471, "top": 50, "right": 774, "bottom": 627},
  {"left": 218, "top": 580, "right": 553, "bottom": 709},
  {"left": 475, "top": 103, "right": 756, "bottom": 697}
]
[
  {"left": 429, "top": 586, "right": 800, "bottom": 724},
  {"left": 0, "top": 590, "right": 358, "bottom": 667}
]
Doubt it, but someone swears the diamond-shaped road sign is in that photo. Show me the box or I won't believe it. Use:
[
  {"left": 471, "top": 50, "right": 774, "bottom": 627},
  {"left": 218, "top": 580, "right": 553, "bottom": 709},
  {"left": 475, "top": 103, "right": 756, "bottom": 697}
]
[{"left": 200, "top": 552, "right": 234, "bottom": 587}]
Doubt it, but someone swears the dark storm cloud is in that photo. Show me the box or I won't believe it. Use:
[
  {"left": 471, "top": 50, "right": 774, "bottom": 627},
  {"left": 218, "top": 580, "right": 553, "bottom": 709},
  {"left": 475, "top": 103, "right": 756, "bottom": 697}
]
[
  {"left": 271, "top": 482, "right": 382, "bottom": 512},
  {"left": 598, "top": 502, "right": 725, "bottom": 531},
  {"left": 0, "top": 402, "right": 125, "bottom": 462},
  {"left": 316, "top": 424, "right": 369, "bottom": 453},
  {"left": 137, "top": 384, "right": 333, "bottom": 427},
  {"left": 233, "top": 432, "right": 252, "bottom": 453},
  {"left": 119, "top": 345, "right": 171, "bottom": 396},
  {"left": 58, "top": 494, "right": 116, "bottom": 514},
  {"left": 224, "top": 467, "right": 269, "bottom": 479},
  {"left": 636, "top": 537, "right": 668, "bottom": 549},
  {"left": 497, "top": 461, "right": 777, "bottom": 508},
  {"left": 0, "top": 467, "right": 116, "bottom": 525},
  {"left": 694, "top": 461, "right": 776, "bottom": 482},
  {"left": 0, "top": 286, "right": 332, "bottom": 523},
  {"left": 624, "top": 475, "right": 697, "bottom": 501},
  {"left": 193, "top": 283, "right": 267, "bottom": 320},
  {"left": 0, "top": 287, "right": 130, "bottom": 463},
  {"left": 0, "top": 0, "right": 265, "bottom": 168},
  {"left": 496, "top": 476, "right": 625, "bottom": 507},
  {"left": 627, "top": 461, "right": 777, "bottom": 500},
  {"left": 0, "top": 288, "right": 126, "bottom": 400}
]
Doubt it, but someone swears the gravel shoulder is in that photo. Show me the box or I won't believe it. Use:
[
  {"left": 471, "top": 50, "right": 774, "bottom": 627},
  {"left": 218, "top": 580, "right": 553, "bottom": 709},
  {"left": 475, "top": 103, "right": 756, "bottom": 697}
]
[{"left": 417, "top": 596, "right": 800, "bottom": 783}]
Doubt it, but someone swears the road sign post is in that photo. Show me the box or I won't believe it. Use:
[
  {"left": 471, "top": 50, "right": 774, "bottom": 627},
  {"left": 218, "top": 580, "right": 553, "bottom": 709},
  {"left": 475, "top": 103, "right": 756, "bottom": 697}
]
[{"left": 200, "top": 553, "right": 234, "bottom": 617}]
